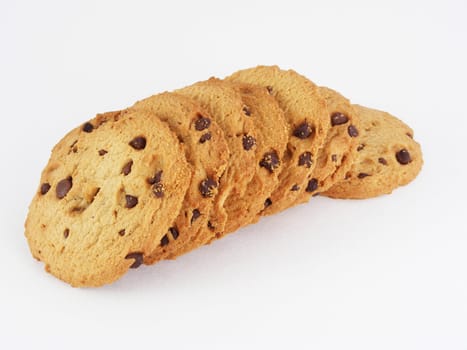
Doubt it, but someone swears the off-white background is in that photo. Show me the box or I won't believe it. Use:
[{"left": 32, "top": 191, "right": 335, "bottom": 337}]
[{"left": 1, "top": 0, "right": 466, "bottom": 348}]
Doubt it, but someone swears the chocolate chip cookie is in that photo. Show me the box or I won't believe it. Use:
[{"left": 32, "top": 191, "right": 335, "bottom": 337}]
[
  {"left": 226, "top": 66, "right": 329, "bottom": 215},
  {"left": 323, "top": 105, "right": 423, "bottom": 199},
  {"left": 176, "top": 78, "right": 258, "bottom": 241},
  {"left": 25, "top": 109, "right": 191, "bottom": 286},
  {"left": 130, "top": 92, "right": 229, "bottom": 262}
]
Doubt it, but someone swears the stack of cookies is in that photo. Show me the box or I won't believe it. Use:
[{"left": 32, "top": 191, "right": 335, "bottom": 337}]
[{"left": 25, "top": 66, "right": 423, "bottom": 287}]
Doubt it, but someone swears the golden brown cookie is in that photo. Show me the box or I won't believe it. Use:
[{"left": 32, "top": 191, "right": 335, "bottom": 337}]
[
  {"left": 294, "top": 87, "right": 360, "bottom": 202},
  {"left": 24, "top": 109, "right": 191, "bottom": 287},
  {"left": 176, "top": 78, "right": 258, "bottom": 241},
  {"left": 130, "top": 92, "right": 229, "bottom": 262},
  {"left": 216, "top": 81, "right": 289, "bottom": 234},
  {"left": 323, "top": 105, "right": 423, "bottom": 199},
  {"left": 226, "top": 66, "right": 329, "bottom": 215}
]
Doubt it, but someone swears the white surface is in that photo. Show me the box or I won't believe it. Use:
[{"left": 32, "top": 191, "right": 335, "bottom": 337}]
[{"left": 1, "top": 0, "right": 466, "bottom": 348}]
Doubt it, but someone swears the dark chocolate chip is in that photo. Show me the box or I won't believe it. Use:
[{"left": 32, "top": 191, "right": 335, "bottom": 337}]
[
  {"left": 357, "top": 144, "right": 365, "bottom": 151},
  {"left": 63, "top": 229, "right": 69, "bottom": 238},
  {"left": 396, "top": 149, "right": 411, "bottom": 165},
  {"left": 125, "top": 252, "right": 143, "bottom": 268},
  {"left": 291, "top": 184, "right": 300, "bottom": 191},
  {"left": 207, "top": 221, "right": 215, "bottom": 230},
  {"left": 298, "top": 152, "right": 312, "bottom": 168},
  {"left": 199, "top": 177, "right": 217, "bottom": 197},
  {"left": 199, "top": 132, "right": 211, "bottom": 143},
  {"left": 98, "top": 149, "right": 108, "bottom": 156},
  {"left": 378, "top": 157, "right": 388, "bottom": 165},
  {"left": 147, "top": 170, "right": 163, "bottom": 185},
  {"left": 242, "top": 135, "right": 256, "bottom": 150},
  {"left": 122, "top": 160, "right": 133, "bottom": 176},
  {"left": 40, "top": 183, "right": 51, "bottom": 195},
  {"left": 82, "top": 122, "right": 94, "bottom": 133},
  {"left": 152, "top": 183, "right": 164, "bottom": 198},
  {"left": 331, "top": 112, "right": 349, "bottom": 126},
  {"left": 259, "top": 151, "right": 280, "bottom": 172},
  {"left": 169, "top": 227, "right": 179, "bottom": 240},
  {"left": 56, "top": 177, "right": 72, "bottom": 199},
  {"left": 160, "top": 235, "right": 169, "bottom": 246},
  {"left": 264, "top": 198, "right": 272, "bottom": 208},
  {"left": 129, "top": 137, "right": 146, "bottom": 150},
  {"left": 348, "top": 125, "right": 359, "bottom": 137},
  {"left": 266, "top": 86, "right": 273, "bottom": 94},
  {"left": 243, "top": 105, "right": 251, "bottom": 116},
  {"left": 118, "top": 229, "right": 126, "bottom": 236},
  {"left": 293, "top": 122, "right": 313, "bottom": 139},
  {"left": 305, "top": 178, "right": 318, "bottom": 193},
  {"left": 191, "top": 209, "right": 201, "bottom": 224},
  {"left": 331, "top": 154, "right": 337, "bottom": 162},
  {"left": 125, "top": 195, "right": 138, "bottom": 208},
  {"left": 358, "top": 173, "right": 370, "bottom": 178},
  {"left": 194, "top": 115, "right": 211, "bottom": 131}
]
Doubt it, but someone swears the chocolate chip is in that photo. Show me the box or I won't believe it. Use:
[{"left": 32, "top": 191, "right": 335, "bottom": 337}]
[
  {"left": 125, "top": 252, "right": 143, "bottom": 268},
  {"left": 160, "top": 234, "right": 169, "bottom": 246},
  {"left": 396, "top": 149, "right": 411, "bottom": 165},
  {"left": 82, "top": 122, "right": 94, "bottom": 133},
  {"left": 63, "top": 228, "right": 69, "bottom": 238},
  {"left": 129, "top": 137, "right": 146, "bottom": 150},
  {"left": 298, "top": 152, "right": 312, "bottom": 168},
  {"left": 199, "top": 178, "right": 217, "bottom": 197},
  {"left": 199, "top": 132, "right": 211, "bottom": 143},
  {"left": 122, "top": 160, "right": 133, "bottom": 176},
  {"left": 98, "top": 149, "right": 107, "bottom": 156},
  {"left": 147, "top": 170, "right": 163, "bottom": 185},
  {"left": 348, "top": 125, "right": 359, "bottom": 137},
  {"left": 194, "top": 115, "right": 211, "bottom": 131},
  {"left": 207, "top": 221, "right": 215, "bottom": 230},
  {"left": 358, "top": 173, "right": 370, "bottom": 178},
  {"left": 291, "top": 184, "right": 300, "bottom": 191},
  {"left": 264, "top": 198, "right": 272, "bottom": 208},
  {"left": 306, "top": 178, "right": 318, "bottom": 193},
  {"left": 266, "top": 86, "right": 273, "bottom": 94},
  {"left": 152, "top": 183, "right": 164, "bottom": 198},
  {"left": 169, "top": 227, "right": 179, "bottom": 240},
  {"left": 357, "top": 144, "right": 365, "bottom": 151},
  {"left": 191, "top": 209, "right": 201, "bottom": 224},
  {"left": 293, "top": 122, "right": 313, "bottom": 139},
  {"left": 56, "top": 177, "right": 72, "bottom": 199},
  {"left": 378, "top": 157, "right": 388, "bottom": 165},
  {"left": 259, "top": 151, "right": 280, "bottom": 172},
  {"left": 331, "top": 112, "right": 349, "bottom": 126},
  {"left": 243, "top": 105, "right": 251, "bottom": 116},
  {"left": 40, "top": 183, "right": 51, "bottom": 195},
  {"left": 125, "top": 195, "right": 138, "bottom": 208},
  {"left": 331, "top": 154, "right": 337, "bottom": 162},
  {"left": 118, "top": 229, "right": 126, "bottom": 236},
  {"left": 242, "top": 135, "right": 256, "bottom": 150}
]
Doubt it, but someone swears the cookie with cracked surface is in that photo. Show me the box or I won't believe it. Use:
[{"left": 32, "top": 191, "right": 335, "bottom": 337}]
[
  {"left": 176, "top": 78, "right": 258, "bottom": 241},
  {"left": 323, "top": 105, "right": 423, "bottom": 199},
  {"left": 25, "top": 109, "right": 191, "bottom": 287},
  {"left": 219, "top": 81, "right": 289, "bottom": 234},
  {"left": 294, "top": 87, "right": 360, "bottom": 201},
  {"left": 226, "top": 65, "right": 328, "bottom": 215},
  {"left": 130, "top": 92, "right": 229, "bottom": 262}
]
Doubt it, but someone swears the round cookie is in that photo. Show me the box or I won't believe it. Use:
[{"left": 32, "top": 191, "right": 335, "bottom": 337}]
[
  {"left": 220, "top": 81, "right": 289, "bottom": 234},
  {"left": 226, "top": 65, "right": 329, "bottom": 215},
  {"left": 176, "top": 78, "right": 258, "bottom": 241},
  {"left": 294, "top": 87, "right": 360, "bottom": 203},
  {"left": 130, "top": 92, "right": 229, "bottom": 262},
  {"left": 25, "top": 109, "right": 191, "bottom": 287},
  {"left": 323, "top": 105, "right": 423, "bottom": 199}
]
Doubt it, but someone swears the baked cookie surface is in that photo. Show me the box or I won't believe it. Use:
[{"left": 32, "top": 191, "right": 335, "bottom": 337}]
[
  {"left": 323, "top": 105, "right": 423, "bottom": 199},
  {"left": 25, "top": 110, "right": 191, "bottom": 286},
  {"left": 131, "top": 92, "right": 229, "bottom": 262},
  {"left": 226, "top": 66, "right": 329, "bottom": 215}
]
